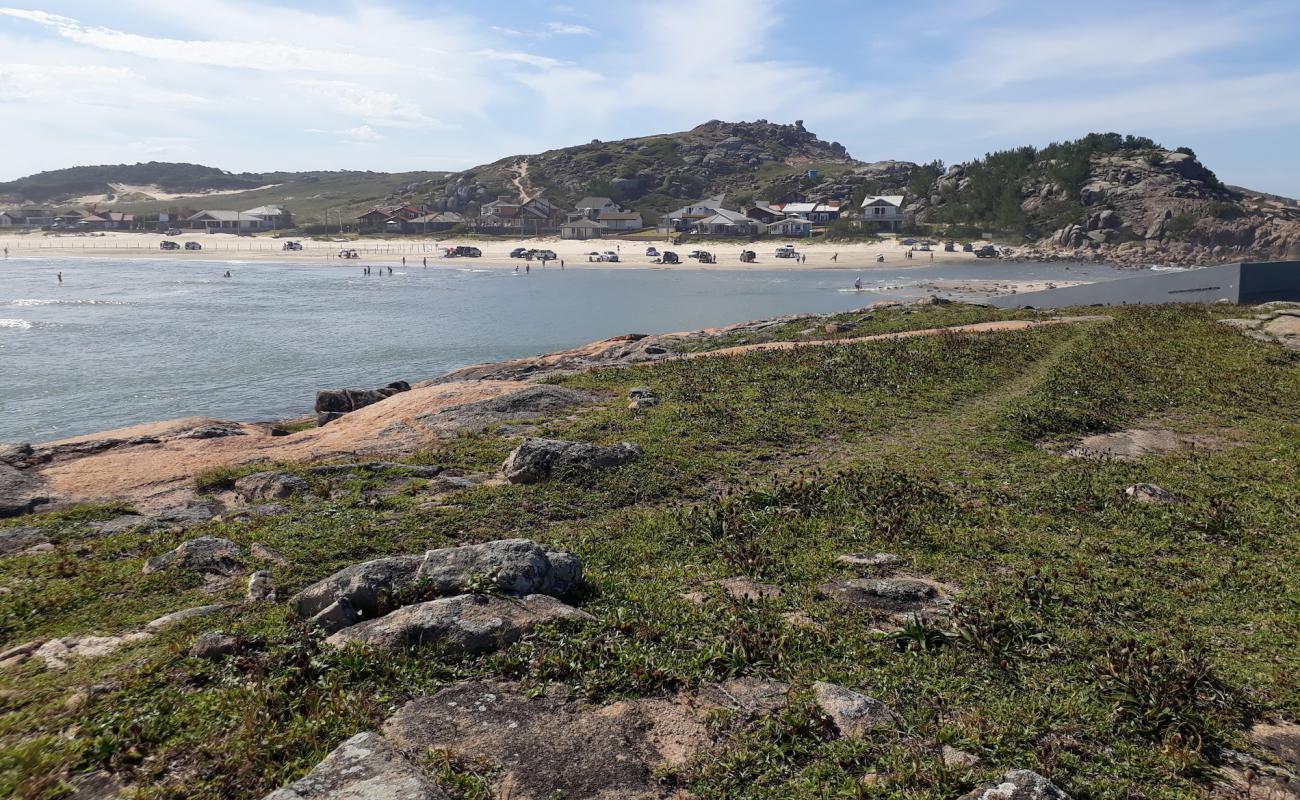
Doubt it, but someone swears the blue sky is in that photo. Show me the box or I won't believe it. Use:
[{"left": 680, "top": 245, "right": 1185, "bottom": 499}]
[{"left": 2, "top": 0, "right": 1299, "bottom": 195}]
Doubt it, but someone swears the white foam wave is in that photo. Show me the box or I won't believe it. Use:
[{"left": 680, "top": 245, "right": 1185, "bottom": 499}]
[
  {"left": 0, "top": 318, "right": 33, "bottom": 329},
  {"left": 10, "top": 298, "right": 127, "bottom": 307}
]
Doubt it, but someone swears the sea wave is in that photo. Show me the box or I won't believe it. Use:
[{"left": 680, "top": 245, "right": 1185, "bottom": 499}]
[
  {"left": 10, "top": 298, "right": 127, "bottom": 307},
  {"left": 0, "top": 318, "right": 33, "bottom": 329}
]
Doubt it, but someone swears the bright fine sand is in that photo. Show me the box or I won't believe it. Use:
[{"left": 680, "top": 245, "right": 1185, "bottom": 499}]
[{"left": 0, "top": 230, "right": 992, "bottom": 271}]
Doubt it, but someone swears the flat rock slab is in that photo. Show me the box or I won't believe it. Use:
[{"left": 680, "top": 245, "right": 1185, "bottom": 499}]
[
  {"left": 0, "top": 526, "right": 50, "bottom": 557},
  {"left": 326, "top": 593, "right": 593, "bottom": 654},
  {"left": 819, "top": 576, "right": 952, "bottom": 621},
  {"left": 384, "top": 681, "right": 715, "bottom": 800},
  {"left": 262, "top": 731, "right": 447, "bottom": 800},
  {"left": 420, "top": 385, "right": 597, "bottom": 434},
  {"left": 1058, "top": 428, "right": 1221, "bottom": 460},
  {"left": 836, "top": 552, "right": 902, "bottom": 570},
  {"left": 957, "top": 769, "right": 1072, "bottom": 800},
  {"left": 1251, "top": 720, "right": 1300, "bottom": 771},
  {"left": 1125, "top": 483, "right": 1182, "bottom": 504}
]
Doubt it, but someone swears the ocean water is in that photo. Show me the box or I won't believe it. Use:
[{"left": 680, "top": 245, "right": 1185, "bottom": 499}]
[{"left": 0, "top": 257, "right": 1131, "bottom": 442}]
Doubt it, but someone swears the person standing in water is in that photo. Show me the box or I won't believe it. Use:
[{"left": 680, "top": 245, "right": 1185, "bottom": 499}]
[
  {"left": 57, "top": 272, "right": 63, "bottom": 284},
  {"left": 223, "top": 270, "right": 231, "bottom": 278},
  {"left": 402, "top": 257, "right": 406, "bottom": 266},
  {"left": 423, "top": 257, "right": 427, "bottom": 268},
  {"left": 854, "top": 277, "right": 861, "bottom": 290},
  {"left": 388, "top": 266, "right": 393, "bottom": 275},
  {"left": 525, "top": 263, "right": 530, "bottom": 273}
]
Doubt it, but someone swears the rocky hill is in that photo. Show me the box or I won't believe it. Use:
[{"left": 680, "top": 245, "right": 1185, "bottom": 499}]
[
  {"left": 906, "top": 134, "right": 1300, "bottom": 265},
  {"left": 421, "top": 119, "right": 868, "bottom": 218}
]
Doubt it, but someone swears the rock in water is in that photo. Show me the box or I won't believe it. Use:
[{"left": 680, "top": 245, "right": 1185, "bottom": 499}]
[
  {"left": 143, "top": 537, "right": 246, "bottom": 576},
  {"left": 261, "top": 731, "right": 446, "bottom": 800},
  {"left": 812, "top": 681, "right": 900, "bottom": 739},
  {"left": 325, "top": 593, "right": 593, "bottom": 653},
  {"left": 234, "top": 472, "right": 310, "bottom": 503},
  {"left": 502, "top": 438, "right": 643, "bottom": 484},
  {"left": 956, "top": 770, "right": 1073, "bottom": 800},
  {"left": 314, "top": 382, "right": 411, "bottom": 426}
]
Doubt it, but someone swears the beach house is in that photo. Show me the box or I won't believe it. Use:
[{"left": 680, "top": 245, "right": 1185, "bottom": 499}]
[
  {"left": 560, "top": 218, "right": 606, "bottom": 240},
  {"left": 780, "top": 201, "right": 841, "bottom": 223},
  {"left": 692, "top": 208, "right": 761, "bottom": 237},
  {"left": 765, "top": 218, "right": 813, "bottom": 237},
  {"left": 860, "top": 195, "right": 906, "bottom": 231},
  {"left": 659, "top": 194, "right": 728, "bottom": 233}
]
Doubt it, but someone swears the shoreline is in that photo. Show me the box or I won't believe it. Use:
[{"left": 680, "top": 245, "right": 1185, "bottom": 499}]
[{"left": 2, "top": 230, "right": 1003, "bottom": 271}]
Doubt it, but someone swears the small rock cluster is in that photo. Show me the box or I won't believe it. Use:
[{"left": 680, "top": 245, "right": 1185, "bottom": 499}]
[
  {"left": 1219, "top": 304, "right": 1300, "bottom": 350},
  {"left": 291, "top": 539, "right": 590, "bottom": 655},
  {"left": 314, "top": 381, "right": 411, "bottom": 426}
]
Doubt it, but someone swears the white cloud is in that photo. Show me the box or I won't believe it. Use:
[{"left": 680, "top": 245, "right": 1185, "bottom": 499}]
[
  {"left": 0, "top": 62, "right": 205, "bottom": 107},
  {"left": 473, "top": 49, "right": 567, "bottom": 69},
  {"left": 293, "top": 80, "right": 442, "bottom": 128},
  {"left": 547, "top": 22, "right": 595, "bottom": 36},
  {"left": 0, "top": 6, "right": 393, "bottom": 73}
]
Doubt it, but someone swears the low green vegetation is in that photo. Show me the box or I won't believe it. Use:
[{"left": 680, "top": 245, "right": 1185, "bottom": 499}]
[{"left": 1, "top": 305, "right": 1297, "bottom": 799}]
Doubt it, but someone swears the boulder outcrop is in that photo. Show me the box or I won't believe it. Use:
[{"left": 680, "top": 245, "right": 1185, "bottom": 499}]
[
  {"left": 262, "top": 731, "right": 446, "bottom": 800},
  {"left": 314, "top": 381, "right": 410, "bottom": 426},
  {"left": 502, "top": 438, "right": 643, "bottom": 484}
]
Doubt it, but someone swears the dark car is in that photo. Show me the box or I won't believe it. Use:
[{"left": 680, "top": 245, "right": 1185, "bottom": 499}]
[
  {"left": 974, "top": 245, "right": 998, "bottom": 258},
  {"left": 282, "top": 241, "right": 303, "bottom": 251},
  {"left": 454, "top": 246, "right": 481, "bottom": 257},
  {"left": 184, "top": 241, "right": 203, "bottom": 250},
  {"left": 160, "top": 241, "right": 180, "bottom": 250},
  {"left": 164, "top": 228, "right": 183, "bottom": 236},
  {"left": 660, "top": 251, "right": 680, "bottom": 264},
  {"left": 510, "top": 247, "right": 529, "bottom": 258}
]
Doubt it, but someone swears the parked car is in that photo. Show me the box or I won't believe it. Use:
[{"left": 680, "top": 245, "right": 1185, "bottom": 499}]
[
  {"left": 535, "top": 249, "right": 556, "bottom": 260},
  {"left": 974, "top": 245, "right": 999, "bottom": 258},
  {"left": 961, "top": 242, "right": 974, "bottom": 252},
  {"left": 645, "top": 247, "right": 659, "bottom": 257},
  {"left": 913, "top": 244, "right": 931, "bottom": 252},
  {"left": 454, "top": 246, "right": 481, "bottom": 257},
  {"left": 688, "top": 250, "right": 705, "bottom": 259},
  {"left": 697, "top": 251, "right": 716, "bottom": 264},
  {"left": 600, "top": 251, "right": 619, "bottom": 262},
  {"left": 510, "top": 247, "right": 528, "bottom": 258},
  {"left": 944, "top": 241, "right": 955, "bottom": 252},
  {"left": 900, "top": 238, "right": 918, "bottom": 246},
  {"left": 740, "top": 250, "right": 757, "bottom": 263},
  {"left": 338, "top": 249, "right": 359, "bottom": 259},
  {"left": 659, "top": 251, "right": 680, "bottom": 264},
  {"left": 775, "top": 245, "right": 797, "bottom": 258},
  {"left": 164, "top": 228, "right": 182, "bottom": 236},
  {"left": 282, "top": 241, "right": 303, "bottom": 251},
  {"left": 184, "top": 241, "right": 202, "bottom": 251},
  {"left": 160, "top": 241, "right": 180, "bottom": 250}
]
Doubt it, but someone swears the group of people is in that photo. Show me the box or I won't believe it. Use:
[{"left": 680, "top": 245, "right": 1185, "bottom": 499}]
[{"left": 362, "top": 266, "right": 394, "bottom": 275}]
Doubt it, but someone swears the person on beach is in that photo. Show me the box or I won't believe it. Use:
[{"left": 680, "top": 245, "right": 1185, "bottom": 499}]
[
  {"left": 3, "top": 247, "right": 7, "bottom": 258},
  {"left": 930, "top": 251, "right": 934, "bottom": 260},
  {"left": 402, "top": 257, "right": 406, "bottom": 266},
  {"left": 560, "top": 260, "right": 564, "bottom": 269},
  {"left": 525, "top": 263, "right": 530, "bottom": 273},
  {"left": 854, "top": 277, "right": 861, "bottom": 290},
  {"left": 832, "top": 253, "right": 838, "bottom": 262},
  {"left": 423, "top": 257, "right": 427, "bottom": 268}
]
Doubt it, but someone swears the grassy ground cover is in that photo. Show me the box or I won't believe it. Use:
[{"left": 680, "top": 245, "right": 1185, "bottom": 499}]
[{"left": 1, "top": 305, "right": 1297, "bottom": 799}]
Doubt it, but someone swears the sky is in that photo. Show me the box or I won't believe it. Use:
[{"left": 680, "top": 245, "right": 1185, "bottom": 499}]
[{"left": 2, "top": 0, "right": 1299, "bottom": 196}]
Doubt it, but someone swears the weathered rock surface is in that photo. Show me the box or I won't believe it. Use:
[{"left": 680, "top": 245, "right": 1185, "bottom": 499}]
[
  {"left": 190, "top": 632, "right": 239, "bottom": 659},
  {"left": 1125, "top": 483, "right": 1182, "bottom": 504},
  {"left": 234, "top": 472, "right": 310, "bottom": 503},
  {"left": 247, "top": 570, "right": 276, "bottom": 602},
  {"left": 0, "top": 525, "right": 50, "bottom": 556},
  {"left": 305, "top": 462, "right": 442, "bottom": 478},
  {"left": 836, "top": 552, "right": 902, "bottom": 570},
  {"left": 1059, "top": 427, "right": 1221, "bottom": 460},
  {"left": 0, "top": 463, "right": 51, "bottom": 517},
  {"left": 315, "top": 381, "right": 411, "bottom": 427},
  {"left": 502, "top": 438, "right": 643, "bottom": 484},
  {"left": 417, "top": 539, "right": 583, "bottom": 597},
  {"left": 145, "top": 603, "right": 225, "bottom": 631},
  {"left": 384, "top": 681, "right": 707, "bottom": 800},
  {"left": 326, "top": 593, "right": 593, "bottom": 653},
  {"left": 143, "top": 536, "right": 246, "bottom": 576},
  {"left": 262, "top": 731, "right": 446, "bottom": 800},
  {"left": 292, "top": 555, "right": 421, "bottom": 620},
  {"left": 812, "top": 681, "right": 900, "bottom": 739},
  {"left": 89, "top": 514, "right": 152, "bottom": 536},
  {"left": 628, "top": 386, "right": 660, "bottom": 410},
  {"left": 820, "top": 576, "right": 952, "bottom": 621},
  {"left": 419, "top": 385, "right": 596, "bottom": 434},
  {"left": 956, "top": 769, "right": 1072, "bottom": 800}
]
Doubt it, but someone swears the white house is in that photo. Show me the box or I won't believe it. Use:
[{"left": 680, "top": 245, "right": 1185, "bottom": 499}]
[
  {"left": 779, "top": 202, "right": 841, "bottom": 223},
  {"left": 766, "top": 218, "right": 813, "bottom": 237},
  {"left": 860, "top": 195, "right": 906, "bottom": 231},
  {"left": 691, "top": 208, "right": 760, "bottom": 237},
  {"left": 659, "top": 193, "right": 728, "bottom": 232},
  {"left": 596, "top": 210, "right": 643, "bottom": 231},
  {"left": 560, "top": 218, "right": 606, "bottom": 240}
]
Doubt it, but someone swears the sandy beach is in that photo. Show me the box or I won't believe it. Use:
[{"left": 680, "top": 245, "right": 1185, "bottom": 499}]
[{"left": 0, "top": 230, "right": 997, "bottom": 271}]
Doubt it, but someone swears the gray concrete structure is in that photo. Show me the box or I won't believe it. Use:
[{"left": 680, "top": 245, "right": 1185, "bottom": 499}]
[{"left": 989, "top": 260, "right": 1300, "bottom": 308}]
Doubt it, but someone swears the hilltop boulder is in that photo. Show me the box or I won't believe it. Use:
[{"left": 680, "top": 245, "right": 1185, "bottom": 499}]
[{"left": 143, "top": 537, "right": 246, "bottom": 576}]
